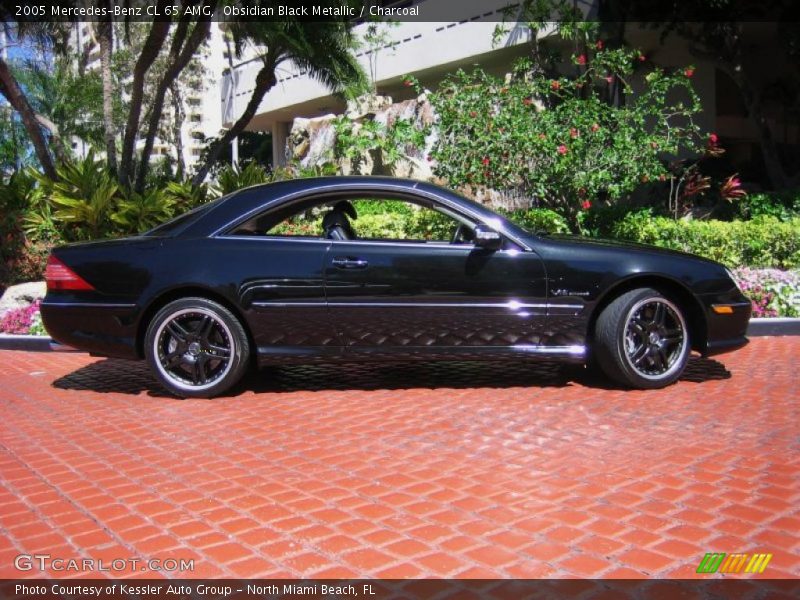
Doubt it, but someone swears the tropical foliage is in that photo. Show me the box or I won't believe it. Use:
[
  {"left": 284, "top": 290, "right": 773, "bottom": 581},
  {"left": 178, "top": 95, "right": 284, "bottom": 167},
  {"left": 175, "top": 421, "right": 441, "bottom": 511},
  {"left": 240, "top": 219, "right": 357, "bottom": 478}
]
[{"left": 412, "top": 47, "right": 707, "bottom": 224}]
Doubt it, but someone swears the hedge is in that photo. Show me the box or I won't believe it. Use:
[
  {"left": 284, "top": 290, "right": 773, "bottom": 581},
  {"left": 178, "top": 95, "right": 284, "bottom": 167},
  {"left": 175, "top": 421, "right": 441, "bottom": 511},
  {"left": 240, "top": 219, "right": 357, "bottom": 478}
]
[{"left": 611, "top": 211, "right": 800, "bottom": 269}]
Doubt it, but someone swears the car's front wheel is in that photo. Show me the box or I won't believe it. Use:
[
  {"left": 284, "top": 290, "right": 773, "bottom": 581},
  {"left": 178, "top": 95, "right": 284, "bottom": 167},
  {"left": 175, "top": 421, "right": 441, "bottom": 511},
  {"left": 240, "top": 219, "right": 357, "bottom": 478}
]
[
  {"left": 594, "top": 288, "right": 690, "bottom": 389},
  {"left": 145, "top": 297, "right": 250, "bottom": 398}
]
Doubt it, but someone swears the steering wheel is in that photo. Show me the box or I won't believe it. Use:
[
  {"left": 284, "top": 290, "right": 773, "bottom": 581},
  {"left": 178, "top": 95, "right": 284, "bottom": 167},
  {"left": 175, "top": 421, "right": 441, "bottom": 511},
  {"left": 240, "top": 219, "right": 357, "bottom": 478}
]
[{"left": 451, "top": 223, "right": 473, "bottom": 244}]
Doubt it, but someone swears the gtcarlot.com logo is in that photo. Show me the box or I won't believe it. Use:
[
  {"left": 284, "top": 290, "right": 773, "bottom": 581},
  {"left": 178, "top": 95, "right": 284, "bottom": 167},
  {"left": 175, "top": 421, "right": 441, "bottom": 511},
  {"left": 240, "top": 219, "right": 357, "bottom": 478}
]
[
  {"left": 696, "top": 552, "right": 772, "bottom": 574},
  {"left": 15, "top": 554, "right": 194, "bottom": 573}
]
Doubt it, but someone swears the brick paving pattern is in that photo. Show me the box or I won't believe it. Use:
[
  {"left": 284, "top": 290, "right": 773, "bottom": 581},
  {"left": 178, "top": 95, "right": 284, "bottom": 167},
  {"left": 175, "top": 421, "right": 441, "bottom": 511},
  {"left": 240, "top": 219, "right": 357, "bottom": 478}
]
[{"left": 0, "top": 337, "right": 797, "bottom": 579}]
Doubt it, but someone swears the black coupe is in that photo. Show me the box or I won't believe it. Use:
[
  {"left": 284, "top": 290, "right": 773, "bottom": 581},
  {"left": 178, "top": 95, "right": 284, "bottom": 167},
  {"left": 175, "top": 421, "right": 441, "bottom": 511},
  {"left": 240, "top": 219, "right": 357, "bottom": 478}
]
[{"left": 41, "top": 177, "right": 751, "bottom": 398}]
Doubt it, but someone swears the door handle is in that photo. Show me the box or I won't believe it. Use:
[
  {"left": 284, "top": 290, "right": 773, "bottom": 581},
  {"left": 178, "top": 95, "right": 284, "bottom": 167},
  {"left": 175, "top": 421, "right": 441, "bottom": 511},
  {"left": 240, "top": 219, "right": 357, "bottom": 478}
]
[{"left": 332, "top": 256, "right": 369, "bottom": 269}]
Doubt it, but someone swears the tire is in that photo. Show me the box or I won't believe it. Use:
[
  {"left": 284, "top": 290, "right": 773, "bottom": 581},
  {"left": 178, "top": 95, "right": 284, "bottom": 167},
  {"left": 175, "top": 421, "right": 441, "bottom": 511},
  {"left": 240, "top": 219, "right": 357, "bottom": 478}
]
[
  {"left": 593, "top": 288, "right": 690, "bottom": 389},
  {"left": 144, "top": 297, "right": 250, "bottom": 398}
]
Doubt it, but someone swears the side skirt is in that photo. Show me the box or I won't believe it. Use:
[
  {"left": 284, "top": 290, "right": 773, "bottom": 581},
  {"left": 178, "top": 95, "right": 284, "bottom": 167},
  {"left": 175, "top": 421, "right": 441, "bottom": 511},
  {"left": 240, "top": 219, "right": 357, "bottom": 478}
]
[{"left": 256, "top": 345, "right": 587, "bottom": 366}]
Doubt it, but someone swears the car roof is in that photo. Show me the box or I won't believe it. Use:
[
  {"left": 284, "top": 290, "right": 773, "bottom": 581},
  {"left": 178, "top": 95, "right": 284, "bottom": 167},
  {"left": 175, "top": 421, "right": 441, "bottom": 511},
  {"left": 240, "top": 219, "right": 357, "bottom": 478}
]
[{"left": 179, "top": 176, "right": 532, "bottom": 246}]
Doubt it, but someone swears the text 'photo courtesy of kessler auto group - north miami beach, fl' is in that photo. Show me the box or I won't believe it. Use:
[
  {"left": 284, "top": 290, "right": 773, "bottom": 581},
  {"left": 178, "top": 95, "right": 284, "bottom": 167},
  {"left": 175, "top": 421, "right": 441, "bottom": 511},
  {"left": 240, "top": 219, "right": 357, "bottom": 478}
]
[{"left": 0, "top": 0, "right": 798, "bottom": 598}]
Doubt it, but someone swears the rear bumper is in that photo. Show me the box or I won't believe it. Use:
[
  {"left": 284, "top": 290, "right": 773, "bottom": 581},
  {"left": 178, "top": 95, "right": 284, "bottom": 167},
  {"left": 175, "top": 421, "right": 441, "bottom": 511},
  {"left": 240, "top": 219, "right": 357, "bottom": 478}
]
[{"left": 40, "top": 300, "right": 140, "bottom": 359}]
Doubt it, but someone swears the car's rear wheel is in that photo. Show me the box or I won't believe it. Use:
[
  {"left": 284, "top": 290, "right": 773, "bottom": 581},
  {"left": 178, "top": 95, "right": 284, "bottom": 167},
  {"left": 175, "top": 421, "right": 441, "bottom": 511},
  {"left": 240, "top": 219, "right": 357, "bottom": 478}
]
[
  {"left": 145, "top": 297, "right": 250, "bottom": 398},
  {"left": 594, "top": 288, "right": 690, "bottom": 389}
]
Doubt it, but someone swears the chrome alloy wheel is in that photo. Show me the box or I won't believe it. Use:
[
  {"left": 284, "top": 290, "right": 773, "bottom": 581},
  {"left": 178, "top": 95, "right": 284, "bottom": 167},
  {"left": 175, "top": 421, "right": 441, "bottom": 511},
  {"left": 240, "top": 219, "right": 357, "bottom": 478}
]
[
  {"left": 153, "top": 307, "right": 235, "bottom": 392},
  {"left": 622, "top": 297, "right": 687, "bottom": 380}
]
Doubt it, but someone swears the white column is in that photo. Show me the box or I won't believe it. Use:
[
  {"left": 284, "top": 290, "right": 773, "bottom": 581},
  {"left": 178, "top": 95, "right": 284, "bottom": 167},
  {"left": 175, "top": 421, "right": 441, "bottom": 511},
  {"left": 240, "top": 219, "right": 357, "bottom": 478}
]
[{"left": 272, "top": 121, "right": 289, "bottom": 168}]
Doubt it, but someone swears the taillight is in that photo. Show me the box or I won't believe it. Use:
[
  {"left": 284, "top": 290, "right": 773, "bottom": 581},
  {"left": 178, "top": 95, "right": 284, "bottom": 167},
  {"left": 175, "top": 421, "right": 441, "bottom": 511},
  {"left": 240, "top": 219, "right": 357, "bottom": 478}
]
[{"left": 45, "top": 255, "right": 95, "bottom": 291}]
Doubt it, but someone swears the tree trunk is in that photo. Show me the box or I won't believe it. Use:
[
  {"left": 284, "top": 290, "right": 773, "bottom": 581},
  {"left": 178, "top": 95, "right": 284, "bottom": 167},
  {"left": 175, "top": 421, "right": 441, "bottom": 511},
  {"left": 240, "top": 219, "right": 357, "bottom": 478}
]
[
  {"left": 34, "top": 113, "right": 68, "bottom": 164},
  {"left": 97, "top": 10, "right": 117, "bottom": 173},
  {"left": 135, "top": 14, "right": 212, "bottom": 192},
  {"left": 170, "top": 83, "right": 186, "bottom": 178},
  {"left": 118, "top": 11, "right": 171, "bottom": 188},
  {"left": 0, "top": 57, "right": 57, "bottom": 179},
  {"left": 192, "top": 62, "right": 277, "bottom": 185}
]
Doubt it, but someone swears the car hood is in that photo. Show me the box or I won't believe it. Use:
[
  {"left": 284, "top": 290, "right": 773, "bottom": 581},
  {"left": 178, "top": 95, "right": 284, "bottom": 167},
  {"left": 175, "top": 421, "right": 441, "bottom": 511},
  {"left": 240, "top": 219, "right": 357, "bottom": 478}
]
[{"left": 542, "top": 233, "right": 717, "bottom": 264}]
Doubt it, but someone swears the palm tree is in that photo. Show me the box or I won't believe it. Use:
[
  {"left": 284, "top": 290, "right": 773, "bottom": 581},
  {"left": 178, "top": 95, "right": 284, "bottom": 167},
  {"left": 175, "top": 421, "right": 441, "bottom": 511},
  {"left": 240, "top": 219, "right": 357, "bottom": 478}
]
[
  {"left": 13, "top": 56, "right": 104, "bottom": 152},
  {"left": 191, "top": 14, "right": 366, "bottom": 184},
  {"left": 0, "top": 18, "right": 68, "bottom": 179}
]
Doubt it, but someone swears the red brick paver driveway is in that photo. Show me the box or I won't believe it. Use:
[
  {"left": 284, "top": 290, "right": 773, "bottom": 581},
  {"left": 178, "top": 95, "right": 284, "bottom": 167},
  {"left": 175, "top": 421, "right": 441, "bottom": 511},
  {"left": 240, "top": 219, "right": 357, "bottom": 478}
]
[{"left": 0, "top": 338, "right": 798, "bottom": 579}]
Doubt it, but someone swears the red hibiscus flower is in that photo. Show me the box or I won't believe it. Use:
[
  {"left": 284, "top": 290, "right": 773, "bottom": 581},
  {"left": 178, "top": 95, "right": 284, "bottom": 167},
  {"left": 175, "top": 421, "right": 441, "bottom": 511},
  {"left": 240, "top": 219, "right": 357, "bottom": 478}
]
[
  {"left": 582, "top": 200, "right": 592, "bottom": 210},
  {"left": 557, "top": 145, "right": 568, "bottom": 155},
  {"left": 577, "top": 54, "right": 587, "bottom": 65}
]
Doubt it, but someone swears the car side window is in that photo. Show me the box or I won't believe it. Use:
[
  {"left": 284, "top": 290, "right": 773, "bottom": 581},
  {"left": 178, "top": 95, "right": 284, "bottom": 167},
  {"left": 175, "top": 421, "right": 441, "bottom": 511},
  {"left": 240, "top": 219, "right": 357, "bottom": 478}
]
[
  {"left": 229, "top": 202, "right": 326, "bottom": 238},
  {"left": 266, "top": 207, "right": 324, "bottom": 237},
  {"left": 231, "top": 196, "right": 474, "bottom": 244},
  {"left": 344, "top": 198, "right": 465, "bottom": 243}
]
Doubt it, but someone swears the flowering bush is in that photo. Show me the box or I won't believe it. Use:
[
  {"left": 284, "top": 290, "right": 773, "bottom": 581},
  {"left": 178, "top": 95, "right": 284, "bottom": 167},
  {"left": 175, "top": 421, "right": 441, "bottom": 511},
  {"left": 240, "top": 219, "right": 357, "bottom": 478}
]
[
  {"left": 731, "top": 268, "right": 800, "bottom": 318},
  {"left": 417, "top": 46, "right": 705, "bottom": 224},
  {"left": 0, "top": 299, "right": 43, "bottom": 334},
  {"left": 28, "top": 310, "right": 46, "bottom": 336}
]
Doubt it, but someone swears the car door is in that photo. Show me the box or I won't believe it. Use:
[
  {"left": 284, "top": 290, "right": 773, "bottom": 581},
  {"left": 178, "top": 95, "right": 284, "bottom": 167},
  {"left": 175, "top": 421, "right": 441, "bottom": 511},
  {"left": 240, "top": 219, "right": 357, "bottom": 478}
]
[
  {"left": 213, "top": 235, "right": 341, "bottom": 358},
  {"left": 324, "top": 236, "right": 550, "bottom": 356}
]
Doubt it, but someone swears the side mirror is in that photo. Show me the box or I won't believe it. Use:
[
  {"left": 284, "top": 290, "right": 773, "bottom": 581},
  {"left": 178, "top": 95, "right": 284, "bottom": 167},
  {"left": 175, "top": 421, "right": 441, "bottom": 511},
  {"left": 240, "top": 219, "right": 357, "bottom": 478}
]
[{"left": 473, "top": 224, "right": 502, "bottom": 250}]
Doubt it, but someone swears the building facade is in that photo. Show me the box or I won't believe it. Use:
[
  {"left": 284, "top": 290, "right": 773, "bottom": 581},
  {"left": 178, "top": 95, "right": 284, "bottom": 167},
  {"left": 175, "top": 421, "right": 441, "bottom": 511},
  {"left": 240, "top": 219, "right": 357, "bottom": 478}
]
[{"left": 220, "top": 2, "right": 796, "bottom": 185}]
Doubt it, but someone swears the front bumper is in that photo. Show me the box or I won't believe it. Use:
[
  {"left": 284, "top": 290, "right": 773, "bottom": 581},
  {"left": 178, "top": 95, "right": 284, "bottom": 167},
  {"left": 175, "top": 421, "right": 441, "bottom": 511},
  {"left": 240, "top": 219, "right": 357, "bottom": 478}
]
[{"left": 701, "top": 297, "right": 752, "bottom": 357}]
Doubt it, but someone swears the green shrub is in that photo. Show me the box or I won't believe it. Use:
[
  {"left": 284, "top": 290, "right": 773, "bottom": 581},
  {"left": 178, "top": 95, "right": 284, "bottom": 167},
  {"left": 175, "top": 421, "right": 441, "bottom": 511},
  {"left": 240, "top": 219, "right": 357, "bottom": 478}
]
[
  {"left": 356, "top": 212, "right": 417, "bottom": 239},
  {"left": 612, "top": 210, "right": 800, "bottom": 268},
  {"left": 111, "top": 188, "right": 175, "bottom": 232},
  {"left": 1, "top": 239, "right": 52, "bottom": 288},
  {"left": 0, "top": 170, "right": 57, "bottom": 288},
  {"left": 163, "top": 179, "right": 212, "bottom": 212},
  {"left": 575, "top": 203, "right": 641, "bottom": 237},
  {"left": 504, "top": 208, "right": 571, "bottom": 234},
  {"left": 352, "top": 199, "right": 414, "bottom": 217},
  {"left": 737, "top": 190, "right": 800, "bottom": 221},
  {"left": 212, "top": 162, "right": 271, "bottom": 197}
]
